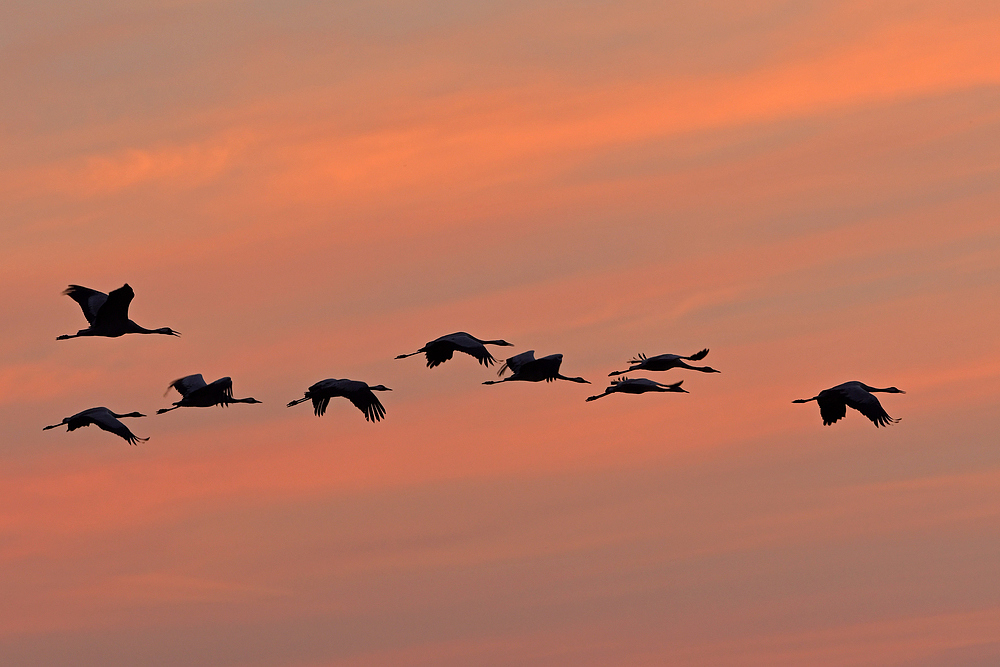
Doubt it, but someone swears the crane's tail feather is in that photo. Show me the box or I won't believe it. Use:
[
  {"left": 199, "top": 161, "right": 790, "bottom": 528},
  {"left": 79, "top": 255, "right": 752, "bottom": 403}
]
[{"left": 686, "top": 348, "right": 709, "bottom": 361}]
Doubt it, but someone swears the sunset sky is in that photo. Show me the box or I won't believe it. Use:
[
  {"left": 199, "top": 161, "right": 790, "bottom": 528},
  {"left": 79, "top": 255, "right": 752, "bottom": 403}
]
[{"left": 2, "top": 1, "right": 1000, "bottom": 665}]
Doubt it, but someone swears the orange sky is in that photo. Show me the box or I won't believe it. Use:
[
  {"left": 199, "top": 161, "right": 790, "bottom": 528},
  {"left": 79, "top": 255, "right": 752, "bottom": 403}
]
[{"left": 2, "top": 1, "right": 1000, "bottom": 665}]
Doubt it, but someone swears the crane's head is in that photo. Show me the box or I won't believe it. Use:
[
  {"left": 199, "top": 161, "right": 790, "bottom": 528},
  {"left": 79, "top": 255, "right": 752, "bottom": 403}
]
[
  {"left": 885, "top": 387, "right": 905, "bottom": 394},
  {"left": 156, "top": 327, "right": 181, "bottom": 336},
  {"left": 369, "top": 385, "right": 392, "bottom": 392}
]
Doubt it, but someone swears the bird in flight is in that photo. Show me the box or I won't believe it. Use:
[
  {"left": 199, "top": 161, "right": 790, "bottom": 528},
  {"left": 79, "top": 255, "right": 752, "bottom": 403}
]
[
  {"left": 586, "top": 377, "right": 688, "bottom": 401},
  {"left": 157, "top": 375, "right": 262, "bottom": 414},
  {"left": 56, "top": 284, "right": 180, "bottom": 340},
  {"left": 287, "top": 378, "right": 391, "bottom": 422},
  {"left": 793, "top": 381, "right": 905, "bottom": 427},
  {"left": 609, "top": 349, "right": 719, "bottom": 376},
  {"left": 396, "top": 332, "right": 514, "bottom": 368},
  {"left": 43, "top": 407, "right": 148, "bottom": 445},
  {"left": 483, "top": 351, "right": 590, "bottom": 385}
]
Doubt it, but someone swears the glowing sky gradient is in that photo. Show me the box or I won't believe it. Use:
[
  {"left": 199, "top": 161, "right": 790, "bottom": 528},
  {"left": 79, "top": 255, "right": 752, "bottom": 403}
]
[{"left": 2, "top": 1, "right": 999, "bottom": 665}]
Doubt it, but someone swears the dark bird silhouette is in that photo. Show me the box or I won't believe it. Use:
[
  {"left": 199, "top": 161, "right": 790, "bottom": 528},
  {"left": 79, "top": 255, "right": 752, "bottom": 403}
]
[
  {"left": 57, "top": 284, "right": 179, "bottom": 340},
  {"left": 395, "top": 332, "right": 514, "bottom": 368},
  {"left": 483, "top": 351, "right": 590, "bottom": 385},
  {"left": 157, "top": 374, "right": 261, "bottom": 414},
  {"left": 793, "top": 381, "right": 905, "bottom": 427},
  {"left": 586, "top": 377, "right": 688, "bottom": 401},
  {"left": 43, "top": 407, "right": 148, "bottom": 445},
  {"left": 609, "top": 349, "right": 719, "bottom": 376},
  {"left": 287, "top": 378, "right": 391, "bottom": 422}
]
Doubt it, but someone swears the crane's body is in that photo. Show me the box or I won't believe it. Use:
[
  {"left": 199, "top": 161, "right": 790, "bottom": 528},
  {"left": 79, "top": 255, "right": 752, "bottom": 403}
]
[
  {"left": 43, "top": 407, "right": 148, "bottom": 445},
  {"left": 57, "top": 284, "right": 179, "bottom": 340},
  {"left": 483, "top": 351, "right": 589, "bottom": 385},
  {"left": 609, "top": 349, "right": 718, "bottom": 376},
  {"left": 287, "top": 378, "right": 391, "bottom": 422},
  {"left": 157, "top": 374, "right": 261, "bottom": 414},
  {"left": 793, "top": 381, "right": 905, "bottom": 427},
  {"left": 586, "top": 377, "right": 688, "bottom": 401},
  {"left": 396, "top": 332, "right": 513, "bottom": 368}
]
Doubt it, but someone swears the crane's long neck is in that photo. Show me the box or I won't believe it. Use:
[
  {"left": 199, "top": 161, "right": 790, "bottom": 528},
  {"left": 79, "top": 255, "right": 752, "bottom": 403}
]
[
  {"left": 678, "top": 362, "right": 719, "bottom": 373},
  {"left": 557, "top": 374, "right": 590, "bottom": 384},
  {"left": 127, "top": 321, "right": 179, "bottom": 336}
]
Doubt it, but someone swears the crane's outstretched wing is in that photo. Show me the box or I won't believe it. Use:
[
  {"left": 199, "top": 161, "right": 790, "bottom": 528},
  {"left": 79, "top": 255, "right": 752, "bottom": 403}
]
[
  {"left": 311, "top": 396, "right": 332, "bottom": 417},
  {"left": 93, "top": 284, "right": 134, "bottom": 328},
  {"left": 63, "top": 285, "right": 108, "bottom": 325},
  {"left": 456, "top": 345, "right": 496, "bottom": 366},
  {"left": 840, "top": 385, "right": 898, "bottom": 427},
  {"left": 304, "top": 379, "right": 342, "bottom": 416},
  {"left": 167, "top": 374, "right": 208, "bottom": 397},
  {"left": 448, "top": 334, "right": 499, "bottom": 366},
  {"left": 423, "top": 344, "right": 455, "bottom": 368},
  {"left": 90, "top": 409, "right": 147, "bottom": 445},
  {"left": 208, "top": 377, "right": 235, "bottom": 400},
  {"left": 816, "top": 390, "right": 848, "bottom": 425},
  {"left": 498, "top": 350, "right": 535, "bottom": 377},
  {"left": 348, "top": 389, "right": 386, "bottom": 422},
  {"left": 535, "top": 354, "right": 564, "bottom": 382}
]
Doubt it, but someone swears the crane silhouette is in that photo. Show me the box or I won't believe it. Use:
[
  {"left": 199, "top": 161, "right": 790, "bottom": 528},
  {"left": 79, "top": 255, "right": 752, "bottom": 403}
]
[
  {"left": 483, "top": 351, "right": 589, "bottom": 385},
  {"left": 43, "top": 407, "right": 148, "bottom": 445},
  {"left": 396, "top": 332, "right": 514, "bottom": 368},
  {"left": 793, "top": 381, "right": 905, "bottom": 427},
  {"left": 586, "top": 377, "right": 688, "bottom": 401},
  {"left": 609, "top": 349, "right": 719, "bottom": 376},
  {"left": 157, "top": 375, "right": 262, "bottom": 414},
  {"left": 57, "top": 284, "right": 180, "bottom": 340},
  {"left": 287, "top": 379, "right": 391, "bottom": 422}
]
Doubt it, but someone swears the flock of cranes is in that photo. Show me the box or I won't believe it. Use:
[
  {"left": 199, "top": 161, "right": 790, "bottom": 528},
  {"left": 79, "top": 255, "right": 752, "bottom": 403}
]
[{"left": 44, "top": 284, "right": 906, "bottom": 445}]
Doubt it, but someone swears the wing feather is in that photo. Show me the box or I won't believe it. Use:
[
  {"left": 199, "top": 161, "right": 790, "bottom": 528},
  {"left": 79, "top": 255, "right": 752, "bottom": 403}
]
[
  {"left": 841, "top": 385, "right": 897, "bottom": 427},
  {"left": 168, "top": 374, "right": 208, "bottom": 397},
  {"left": 63, "top": 285, "right": 107, "bottom": 325},
  {"left": 93, "top": 284, "right": 134, "bottom": 328},
  {"left": 347, "top": 388, "right": 386, "bottom": 422},
  {"left": 499, "top": 350, "right": 535, "bottom": 377},
  {"left": 816, "top": 390, "right": 847, "bottom": 425},
  {"left": 423, "top": 344, "right": 455, "bottom": 368}
]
